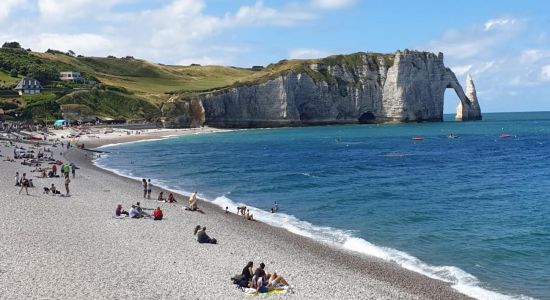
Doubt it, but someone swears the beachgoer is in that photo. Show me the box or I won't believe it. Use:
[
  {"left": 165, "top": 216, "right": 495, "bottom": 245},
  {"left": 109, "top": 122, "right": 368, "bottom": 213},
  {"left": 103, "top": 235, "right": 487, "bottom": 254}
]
[
  {"left": 63, "top": 163, "right": 70, "bottom": 177},
  {"left": 266, "top": 272, "right": 290, "bottom": 288},
  {"left": 71, "top": 163, "right": 78, "bottom": 178},
  {"left": 271, "top": 201, "right": 279, "bottom": 213},
  {"left": 237, "top": 205, "right": 247, "bottom": 215},
  {"left": 153, "top": 207, "right": 163, "bottom": 220},
  {"left": 129, "top": 205, "right": 140, "bottom": 218},
  {"left": 251, "top": 269, "right": 269, "bottom": 293},
  {"left": 136, "top": 202, "right": 149, "bottom": 218},
  {"left": 19, "top": 174, "right": 29, "bottom": 195},
  {"left": 142, "top": 179, "right": 147, "bottom": 198},
  {"left": 157, "top": 192, "right": 165, "bottom": 202},
  {"left": 52, "top": 164, "right": 57, "bottom": 175},
  {"left": 115, "top": 204, "right": 129, "bottom": 217},
  {"left": 50, "top": 184, "right": 60, "bottom": 195},
  {"left": 166, "top": 193, "right": 176, "bottom": 203},
  {"left": 225, "top": 206, "right": 229, "bottom": 214},
  {"left": 147, "top": 179, "right": 152, "bottom": 199},
  {"left": 242, "top": 261, "right": 254, "bottom": 283},
  {"left": 245, "top": 209, "right": 254, "bottom": 221},
  {"left": 64, "top": 174, "right": 70, "bottom": 196},
  {"left": 194, "top": 225, "right": 217, "bottom": 244},
  {"left": 15, "top": 172, "right": 20, "bottom": 186},
  {"left": 187, "top": 192, "right": 199, "bottom": 211}
]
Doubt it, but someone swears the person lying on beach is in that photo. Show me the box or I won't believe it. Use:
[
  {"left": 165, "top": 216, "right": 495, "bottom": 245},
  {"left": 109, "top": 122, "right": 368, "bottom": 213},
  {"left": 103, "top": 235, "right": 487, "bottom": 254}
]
[
  {"left": 166, "top": 193, "right": 176, "bottom": 203},
  {"left": 115, "top": 204, "right": 129, "bottom": 217},
  {"left": 153, "top": 207, "right": 163, "bottom": 220},
  {"left": 245, "top": 209, "right": 254, "bottom": 221},
  {"left": 194, "top": 225, "right": 217, "bottom": 244},
  {"left": 157, "top": 192, "right": 165, "bottom": 202}
]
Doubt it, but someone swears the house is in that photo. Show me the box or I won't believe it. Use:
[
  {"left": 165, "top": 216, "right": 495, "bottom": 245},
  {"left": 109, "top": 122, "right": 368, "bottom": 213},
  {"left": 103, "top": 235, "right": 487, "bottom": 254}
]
[
  {"left": 59, "top": 71, "right": 82, "bottom": 82},
  {"left": 14, "top": 77, "right": 42, "bottom": 95}
]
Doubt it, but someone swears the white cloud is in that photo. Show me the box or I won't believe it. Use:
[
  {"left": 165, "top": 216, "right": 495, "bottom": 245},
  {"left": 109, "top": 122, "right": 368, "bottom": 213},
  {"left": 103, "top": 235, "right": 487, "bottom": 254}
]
[
  {"left": 541, "top": 65, "right": 550, "bottom": 81},
  {"left": 520, "top": 49, "right": 550, "bottom": 63},
  {"left": 0, "top": 0, "right": 26, "bottom": 21},
  {"left": 288, "top": 48, "right": 330, "bottom": 59},
  {"left": 311, "top": 0, "right": 356, "bottom": 9},
  {"left": 484, "top": 18, "right": 517, "bottom": 31}
]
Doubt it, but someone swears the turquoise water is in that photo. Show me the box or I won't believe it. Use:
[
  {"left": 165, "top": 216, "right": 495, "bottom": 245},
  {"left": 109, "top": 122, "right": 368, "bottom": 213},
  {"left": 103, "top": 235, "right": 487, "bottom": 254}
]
[{"left": 96, "top": 112, "right": 550, "bottom": 299}]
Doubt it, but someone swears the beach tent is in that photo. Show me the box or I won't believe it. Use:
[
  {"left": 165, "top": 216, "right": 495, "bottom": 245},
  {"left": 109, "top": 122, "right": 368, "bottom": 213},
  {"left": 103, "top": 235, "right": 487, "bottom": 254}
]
[{"left": 54, "top": 119, "right": 67, "bottom": 127}]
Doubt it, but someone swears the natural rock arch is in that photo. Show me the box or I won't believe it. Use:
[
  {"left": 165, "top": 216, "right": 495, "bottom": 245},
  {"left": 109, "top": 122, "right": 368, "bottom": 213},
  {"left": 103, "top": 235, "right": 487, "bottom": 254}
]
[{"left": 445, "top": 71, "right": 481, "bottom": 121}]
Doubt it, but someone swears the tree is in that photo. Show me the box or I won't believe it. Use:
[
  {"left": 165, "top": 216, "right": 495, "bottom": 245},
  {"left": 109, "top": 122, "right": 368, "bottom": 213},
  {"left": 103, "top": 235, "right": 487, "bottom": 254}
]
[
  {"left": 9, "top": 69, "right": 18, "bottom": 77},
  {"left": 2, "top": 41, "right": 22, "bottom": 49},
  {"left": 67, "top": 50, "right": 76, "bottom": 57}
]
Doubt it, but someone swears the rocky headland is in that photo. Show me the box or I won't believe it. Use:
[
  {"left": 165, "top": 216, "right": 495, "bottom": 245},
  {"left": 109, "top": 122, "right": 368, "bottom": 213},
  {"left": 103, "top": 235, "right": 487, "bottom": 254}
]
[{"left": 163, "top": 50, "right": 482, "bottom": 128}]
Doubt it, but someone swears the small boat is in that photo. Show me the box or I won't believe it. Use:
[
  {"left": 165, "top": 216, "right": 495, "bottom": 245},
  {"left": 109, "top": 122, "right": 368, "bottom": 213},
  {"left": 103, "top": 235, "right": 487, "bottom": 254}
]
[
  {"left": 499, "top": 134, "right": 512, "bottom": 138},
  {"left": 447, "top": 134, "right": 459, "bottom": 139},
  {"left": 411, "top": 136, "right": 424, "bottom": 141}
]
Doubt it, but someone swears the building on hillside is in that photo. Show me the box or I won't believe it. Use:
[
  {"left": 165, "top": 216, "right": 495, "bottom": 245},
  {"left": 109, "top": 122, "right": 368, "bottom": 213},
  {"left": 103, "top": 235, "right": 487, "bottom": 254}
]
[
  {"left": 59, "top": 71, "right": 82, "bottom": 82},
  {"left": 14, "top": 77, "right": 42, "bottom": 95}
]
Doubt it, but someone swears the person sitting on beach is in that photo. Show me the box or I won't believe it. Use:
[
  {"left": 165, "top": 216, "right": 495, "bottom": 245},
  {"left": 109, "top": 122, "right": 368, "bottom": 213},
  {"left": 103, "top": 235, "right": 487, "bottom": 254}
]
[
  {"left": 166, "top": 193, "right": 176, "bottom": 203},
  {"left": 129, "top": 205, "right": 140, "bottom": 218},
  {"left": 153, "top": 207, "right": 163, "bottom": 220},
  {"left": 136, "top": 202, "right": 150, "bottom": 218},
  {"left": 242, "top": 261, "right": 254, "bottom": 284},
  {"left": 194, "top": 225, "right": 217, "bottom": 244},
  {"left": 115, "top": 204, "right": 129, "bottom": 217},
  {"left": 157, "top": 192, "right": 165, "bottom": 202},
  {"left": 50, "top": 184, "right": 60, "bottom": 195},
  {"left": 245, "top": 209, "right": 254, "bottom": 221},
  {"left": 185, "top": 192, "right": 203, "bottom": 212}
]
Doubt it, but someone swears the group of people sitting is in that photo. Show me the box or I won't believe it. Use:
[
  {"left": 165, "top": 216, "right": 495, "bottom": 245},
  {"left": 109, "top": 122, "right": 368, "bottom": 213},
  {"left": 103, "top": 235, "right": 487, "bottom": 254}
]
[
  {"left": 233, "top": 262, "right": 290, "bottom": 294},
  {"left": 115, "top": 202, "right": 163, "bottom": 220},
  {"left": 157, "top": 192, "right": 177, "bottom": 203},
  {"left": 43, "top": 183, "right": 61, "bottom": 195},
  {"left": 236, "top": 206, "right": 254, "bottom": 221}
]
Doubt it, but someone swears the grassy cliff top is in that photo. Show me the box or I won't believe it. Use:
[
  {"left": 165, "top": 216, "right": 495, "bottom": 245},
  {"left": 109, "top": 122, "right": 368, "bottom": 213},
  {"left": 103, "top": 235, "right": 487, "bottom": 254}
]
[{"left": 0, "top": 47, "right": 399, "bottom": 120}]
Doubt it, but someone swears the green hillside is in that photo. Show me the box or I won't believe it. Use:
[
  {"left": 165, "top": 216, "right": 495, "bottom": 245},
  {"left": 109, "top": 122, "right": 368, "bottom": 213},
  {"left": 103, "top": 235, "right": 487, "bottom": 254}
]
[{"left": 0, "top": 42, "right": 396, "bottom": 122}]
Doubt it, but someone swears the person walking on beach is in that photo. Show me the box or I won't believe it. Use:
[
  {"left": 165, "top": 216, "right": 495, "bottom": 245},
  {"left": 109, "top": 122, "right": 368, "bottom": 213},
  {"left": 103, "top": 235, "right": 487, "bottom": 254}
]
[
  {"left": 15, "top": 171, "right": 20, "bottom": 186},
  {"left": 64, "top": 174, "right": 71, "bottom": 196},
  {"left": 52, "top": 164, "right": 57, "bottom": 176},
  {"left": 18, "top": 173, "right": 30, "bottom": 195},
  {"left": 147, "top": 179, "right": 152, "bottom": 199},
  {"left": 70, "top": 163, "right": 78, "bottom": 179},
  {"left": 142, "top": 179, "right": 147, "bottom": 198}
]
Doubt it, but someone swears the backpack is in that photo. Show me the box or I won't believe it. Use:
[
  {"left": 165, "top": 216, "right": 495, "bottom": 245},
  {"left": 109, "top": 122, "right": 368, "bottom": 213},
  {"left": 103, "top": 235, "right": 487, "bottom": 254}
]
[{"left": 230, "top": 274, "right": 248, "bottom": 288}]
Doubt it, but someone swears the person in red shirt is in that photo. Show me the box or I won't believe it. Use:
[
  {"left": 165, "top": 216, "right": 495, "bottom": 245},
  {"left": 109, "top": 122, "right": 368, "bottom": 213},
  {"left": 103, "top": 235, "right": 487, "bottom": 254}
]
[{"left": 153, "top": 207, "right": 163, "bottom": 221}]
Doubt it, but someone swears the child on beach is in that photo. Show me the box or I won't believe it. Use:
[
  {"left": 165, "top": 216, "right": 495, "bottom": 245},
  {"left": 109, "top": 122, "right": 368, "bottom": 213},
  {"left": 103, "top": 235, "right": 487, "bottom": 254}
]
[
  {"left": 157, "top": 192, "right": 165, "bottom": 202},
  {"left": 15, "top": 172, "right": 20, "bottom": 186},
  {"left": 245, "top": 209, "right": 254, "bottom": 221}
]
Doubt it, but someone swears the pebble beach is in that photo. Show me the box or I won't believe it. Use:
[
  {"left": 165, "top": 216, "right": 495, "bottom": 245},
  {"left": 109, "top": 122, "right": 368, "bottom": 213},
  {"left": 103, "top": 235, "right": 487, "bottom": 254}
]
[{"left": 0, "top": 129, "right": 473, "bottom": 299}]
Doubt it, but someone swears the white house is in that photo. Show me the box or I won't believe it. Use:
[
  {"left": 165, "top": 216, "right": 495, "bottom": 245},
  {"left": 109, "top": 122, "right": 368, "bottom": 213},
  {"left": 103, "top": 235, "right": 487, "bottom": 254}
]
[
  {"left": 59, "top": 71, "right": 82, "bottom": 82},
  {"left": 14, "top": 77, "right": 42, "bottom": 95}
]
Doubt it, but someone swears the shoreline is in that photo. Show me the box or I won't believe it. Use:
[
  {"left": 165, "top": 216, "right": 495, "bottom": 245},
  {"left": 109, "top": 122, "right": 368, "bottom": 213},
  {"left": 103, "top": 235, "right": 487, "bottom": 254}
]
[
  {"left": 1, "top": 128, "right": 473, "bottom": 299},
  {"left": 83, "top": 128, "right": 475, "bottom": 299}
]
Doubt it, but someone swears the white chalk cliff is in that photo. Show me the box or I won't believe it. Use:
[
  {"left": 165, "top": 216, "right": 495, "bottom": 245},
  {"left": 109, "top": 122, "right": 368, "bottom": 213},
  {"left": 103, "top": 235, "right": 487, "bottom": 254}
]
[{"left": 163, "top": 51, "right": 481, "bottom": 128}]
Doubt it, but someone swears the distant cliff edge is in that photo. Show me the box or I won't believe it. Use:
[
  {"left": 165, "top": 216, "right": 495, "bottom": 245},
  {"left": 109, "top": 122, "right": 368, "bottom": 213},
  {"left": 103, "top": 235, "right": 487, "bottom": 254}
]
[{"left": 162, "top": 50, "right": 481, "bottom": 128}]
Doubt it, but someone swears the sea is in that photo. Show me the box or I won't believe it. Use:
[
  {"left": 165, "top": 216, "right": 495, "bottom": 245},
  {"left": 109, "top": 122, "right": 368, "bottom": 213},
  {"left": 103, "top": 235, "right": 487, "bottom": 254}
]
[{"left": 95, "top": 112, "right": 550, "bottom": 300}]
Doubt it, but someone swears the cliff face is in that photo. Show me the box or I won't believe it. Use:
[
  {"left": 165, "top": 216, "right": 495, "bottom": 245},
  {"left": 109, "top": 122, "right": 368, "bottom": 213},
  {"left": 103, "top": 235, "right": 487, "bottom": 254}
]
[{"left": 166, "top": 51, "right": 481, "bottom": 128}]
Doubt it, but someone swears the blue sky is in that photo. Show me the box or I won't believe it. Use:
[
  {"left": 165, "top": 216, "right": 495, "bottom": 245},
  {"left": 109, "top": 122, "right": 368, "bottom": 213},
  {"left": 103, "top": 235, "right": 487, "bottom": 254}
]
[{"left": 1, "top": 0, "right": 549, "bottom": 113}]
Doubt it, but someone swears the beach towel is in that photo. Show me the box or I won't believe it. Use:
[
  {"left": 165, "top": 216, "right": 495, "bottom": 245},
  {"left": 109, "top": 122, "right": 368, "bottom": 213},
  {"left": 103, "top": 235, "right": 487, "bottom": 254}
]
[{"left": 244, "top": 288, "right": 288, "bottom": 296}]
